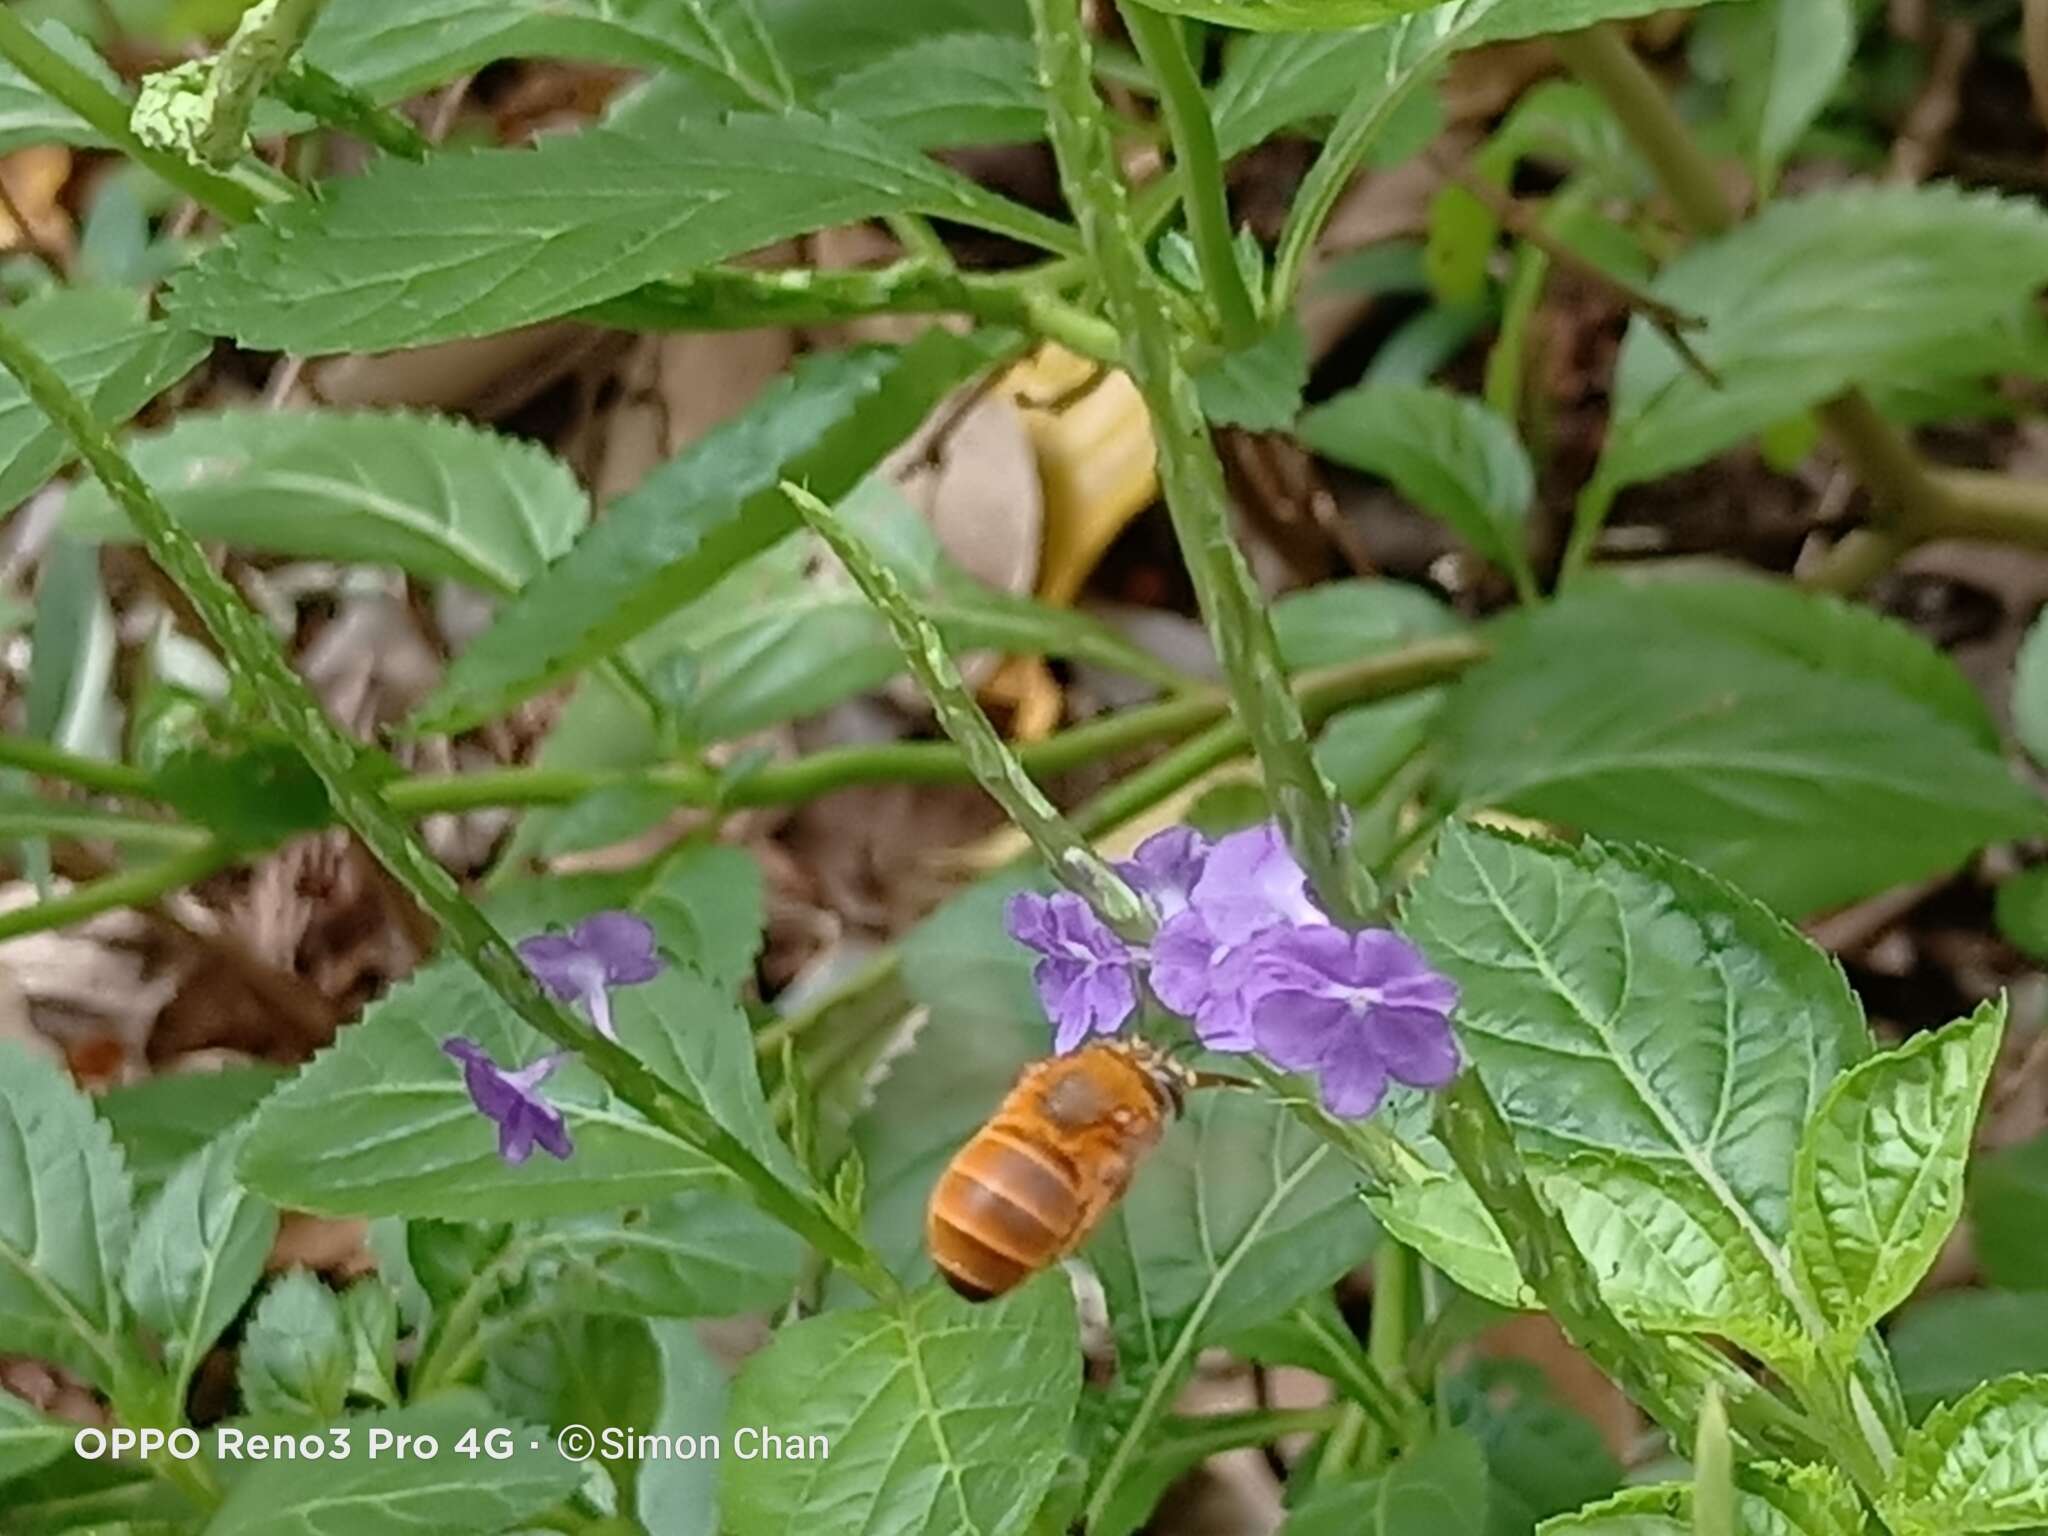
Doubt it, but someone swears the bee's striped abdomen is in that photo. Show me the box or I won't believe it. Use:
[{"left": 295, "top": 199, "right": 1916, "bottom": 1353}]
[{"left": 928, "top": 1126, "right": 1082, "bottom": 1301}]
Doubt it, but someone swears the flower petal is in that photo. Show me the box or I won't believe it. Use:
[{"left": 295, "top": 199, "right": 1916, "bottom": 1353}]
[
  {"left": 1317, "top": 1049, "right": 1390, "bottom": 1119},
  {"left": 575, "top": 911, "right": 662, "bottom": 983},
  {"left": 528, "top": 1104, "right": 574, "bottom": 1161},
  {"left": 1250, "top": 991, "right": 1352, "bottom": 1070},
  {"left": 498, "top": 1109, "right": 538, "bottom": 1165},
  {"left": 1119, "top": 826, "right": 1211, "bottom": 920},
  {"left": 1192, "top": 823, "right": 1325, "bottom": 944},
  {"left": 517, "top": 933, "right": 598, "bottom": 999},
  {"left": 1004, "top": 891, "right": 1060, "bottom": 951},
  {"left": 1149, "top": 910, "right": 1222, "bottom": 1015},
  {"left": 1371, "top": 1005, "right": 1462, "bottom": 1088}
]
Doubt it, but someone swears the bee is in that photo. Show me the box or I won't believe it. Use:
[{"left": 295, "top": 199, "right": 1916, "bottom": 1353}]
[{"left": 927, "top": 1039, "right": 1196, "bottom": 1302}]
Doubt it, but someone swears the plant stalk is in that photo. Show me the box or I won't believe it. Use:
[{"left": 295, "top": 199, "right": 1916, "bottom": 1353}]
[
  {"left": 1115, "top": 4, "right": 1258, "bottom": 345},
  {"left": 1026, "top": 0, "right": 1369, "bottom": 925}
]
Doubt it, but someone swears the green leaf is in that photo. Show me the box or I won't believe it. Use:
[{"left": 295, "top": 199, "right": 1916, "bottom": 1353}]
[
  {"left": 238, "top": 958, "right": 726, "bottom": 1218},
  {"left": 1298, "top": 384, "right": 1535, "bottom": 589},
  {"left": 0, "top": 288, "right": 209, "bottom": 518},
  {"left": 1600, "top": 185, "right": 2048, "bottom": 490},
  {"left": 1972, "top": 1128, "right": 2048, "bottom": 1291},
  {"left": 625, "top": 478, "right": 1181, "bottom": 744},
  {"left": 1285, "top": 1429, "right": 1490, "bottom": 1535},
  {"left": 1368, "top": 1171, "right": 1530, "bottom": 1308},
  {"left": 1451, "top": 1358, "right": 1623, "bottom": 1536},
  {"left": 638, "top": 1320, "right": 726, "bottom": 1536},
  {"left": 122, "top": 1126, "right": 278, "bottom": 1400},
  {"left": 98, "top": 1066, "right": 284, "bottom": 1202},
  {"left": 1196, "top": 319, "right": 1310, "bottom": 430},
  {"left": 1089, "top": 1094, "right": 1380, "bottom": 1535},
  {"left": 816, "top": 33, "right": 1043, "bottom": 148},
  {"left": 1542, "top": 1464, "right": 1864, "bottom": 1536},
  {"left": 485, "top": 1311, "right": 662, "bottom": 1511},
  {"left": 0, "top": 1041, "right": 134, "bottom": 1390},
  {"left": 24, "top": 535, "right": 116, "bottom": 761},
  {"left": 1698, "top": 0, "right": 1856, "bottom": 177},
  {"left": 1891, "top": 1292, "right": 2048, "bottom": 1417},
  {"left": 1405, "top": 827, "right": 1866, "bottom": 1346},
  {"left": 1886, "top": 1374, "right": 2048, "bottom": 1535},
  {"left": 166, "top": 119, "right": 1072, "bottom": 354},
  {"left": 1996, "top": 865, "right": 2048, "bottom": 961},
  {"left": 764, "top": 0, "right": 1026, "bottom": 84},
  {"left": 413, "top": 333, "right": 1002, "bottom": 733},
  {"left": 1271, "top": 577, "right": 1463, "bottom": 670},
  {"left": 2013, "top": 606, "right": 2048, "bottom": 770},
  {"left": 1543, "top": 1155, "right": 1803, "bottom": 1366},
  {"left": 0, "top": 21, "right": 119, "bottom": 151},
  {"left": 1437, "top": 581, "right": 2043, "bottom": 914},
  {"left": 303, "top": 0, "right": 793, "bottom": 110},
  {"left": 635, "top": 842, "right": 766, "bottom": 995},
  {"left": 204, "top": 1395, "right": 583, "bottom": 1536},
  {"left": 1113, "top": 0, "right": 1713, "bottom": 32},
  {"left": 722, "top": 1278, "right": 1080, "bottom": 1536},
  {"left": 1791, "top": 1001, "right": 2003, "bottom": 1353},
  {"left": 541, "top": 1188, "right": 802, "bottom": 1318},
  {"left": 66, "top": 410, "right": 589, "bottom": 594},
  {"left": 0, "top": 1390, "right": 71, "bottom": 1488},
  {"left": 239, "top": 1270, "right": 352, "bottom": 1421}
]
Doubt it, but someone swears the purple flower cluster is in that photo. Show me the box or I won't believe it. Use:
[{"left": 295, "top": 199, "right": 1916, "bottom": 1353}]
[
  {"left": 1004, "top": 823, "right": 1461, "bottom": 1119},
  {"left": 442, "top": 911, "right": 666, "bottom": 1166}
]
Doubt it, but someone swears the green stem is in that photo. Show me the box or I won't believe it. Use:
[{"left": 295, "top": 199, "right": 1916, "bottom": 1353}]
[
  {"left": 0, "top": 842, "right": 231, "bottom": 940},
  {"left": 132, "top": 0, "right": 324, "bottom": 170},
  {"left": 1116, "top": 4, "right": 1258, "bottom": 345},
  {"left": 1693, "top": 1387, "right": 1735, "bottom": 1536},
  {"left": 1288, "top": 1300, "right": 1416, "bottom": 1454},
  {"left": 0, "top": 308, "right": 894, "bottom": 1302},
  {"left": 584, "top": 263, "right": 1122, "bottom": 365},
  {"left": 0, "top": 8, "right": 269, "bottom": 221},
  {"left": 0, "top": 805, "right": 209, "bottom": 850},
  {"left": 1027, "top": 0, "right": 1370, "bottom": 925},
  {"left": 1926, "top": 468, "right": 2048, "bottom": 547},
  {"left": 273, "top": 60, "right": 430, "bottom": 159},
  {"left": 1552, "top": 24, "right": 1954, "bottom": 586},
  {"left": 0, "top": 736, "right": 155, "bottom": 797},
  {"left": 1359, "top": 1240, "right": 1416, "bottom": 1466},
  {"left": 784, "top": 480, "right": 1147, "bottom": 935}
]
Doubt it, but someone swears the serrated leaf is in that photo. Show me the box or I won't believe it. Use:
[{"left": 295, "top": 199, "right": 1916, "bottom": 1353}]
[
  {"left": 1601, "top": 185, "right": 2048, "bottom": 490},
  {"left": 0, "top": 288, "right": 209, "bottom": 518},
  {"left": 0, "top": 1390, "right": 70, "bottom": 1487},
  {"left": 765, "top": 0, "right": 1027, "bottom": 83},
  {"left": 1406, "top": 827, "right": 1866, "bottom": 1352},
  {"left": 484, "top": 1312, "right": 662, "bottom": 1509},
  {"left": 1698, "top": 0, "right": 1856, "bottom": 176},
  {"left": 1196, "top": 319, "right": 1309, "bottom": 430},
  {"left": 635, "top": 842, "right": 765, "bottom": 995},
  {"left": 205, "top": 1395, "right": 582, "bottom": 1536},
  {"left": 723, "top": 1278, "right": 1079, "bottom": 1536},
  {"left": 66, "top": 410, "right": 589, "bottom": 595},
  {"left": 1791, "top": 1001, "right": 2003, "bottom": 1353},
  {"left": 0, "top": 22, "right": 119, "bottom": 152},
  {"left": 166, "top": 118, "right": 1073, "bottom": 354},
  {"left": 238, "top": 959, "right": 727, "bottom": 1218},
  {"left": 303, "top": 0, "right": 793, "bottom": 110},
  {"left": 1368, "top": 1172, "right": 1531, "bottom": 1308},
  {"left": 1542, "top": 1463, "right": 1864, "bottom": 1536},
  {"left": 1089, "top": 1095, "right": 1380, "bottom": 1536},
  {"left": 1543, "top": 1156, "right": 1803, "bottom": 1367},
  {"left": 1299, "top": 384, "right": 1535, "bottom": 588},
  {"left": 1891, "top": 1292, "right": 2048, "bottom": 1417},
  {"left": 0, "top": 1042, "right": 133, "bottom": 1390},
  {"left": 122, "top": 1127, "right": 277, "bottom": 1401},
  {"left": 239, "top": 1270, "right": 352, "bottom": 1421},
  {"left": 1887, "top": 1374, "right": 2048, "bottom": 1535},
  {"left": 816, "top": 33, "right": 1043, "bottom": 148},
  {"left": 540, "top": 1188, "right": 801, "bottom": 1318},
  {"left": 1438, "top": 581, "right": 2043, "bottom": 914},
  {"left": 1271, "top": 576, "right": 1463, "bottom": 669},
  {"left": 414, "top": 333, "right": 1001, "bottom": 733},
  {"left": 98, "top": 1066, "right": 284, "bottom": 1203}
]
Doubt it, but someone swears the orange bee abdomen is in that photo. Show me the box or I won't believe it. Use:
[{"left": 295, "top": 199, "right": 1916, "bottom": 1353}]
[
  {"left": 927, "top": 1041, "right": 1187, "bottom": 1302},
  {"left": 928, "top": 1128, "right": 1085, "bottom": 1301}
]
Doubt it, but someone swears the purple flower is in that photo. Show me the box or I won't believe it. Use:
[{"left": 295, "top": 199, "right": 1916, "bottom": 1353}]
[
  {"left": 442, "top": 1038, "right": 573, "bottom": 1164},
  {"left": 517, "top": 911, "right": 663, "bottom": 1043},
  {"left": 1246, "top": 926, "right": 1461, "bottom": 1119},
  {"left": 1116, "top": 827, "right": 1210, "bottom": 922},
  {"left": 1005, "top": 891, "right": 1141, "bottom": 1054},
  {"left": 1149, "top": 823, "right": 1329, "bottom": 1052}
]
